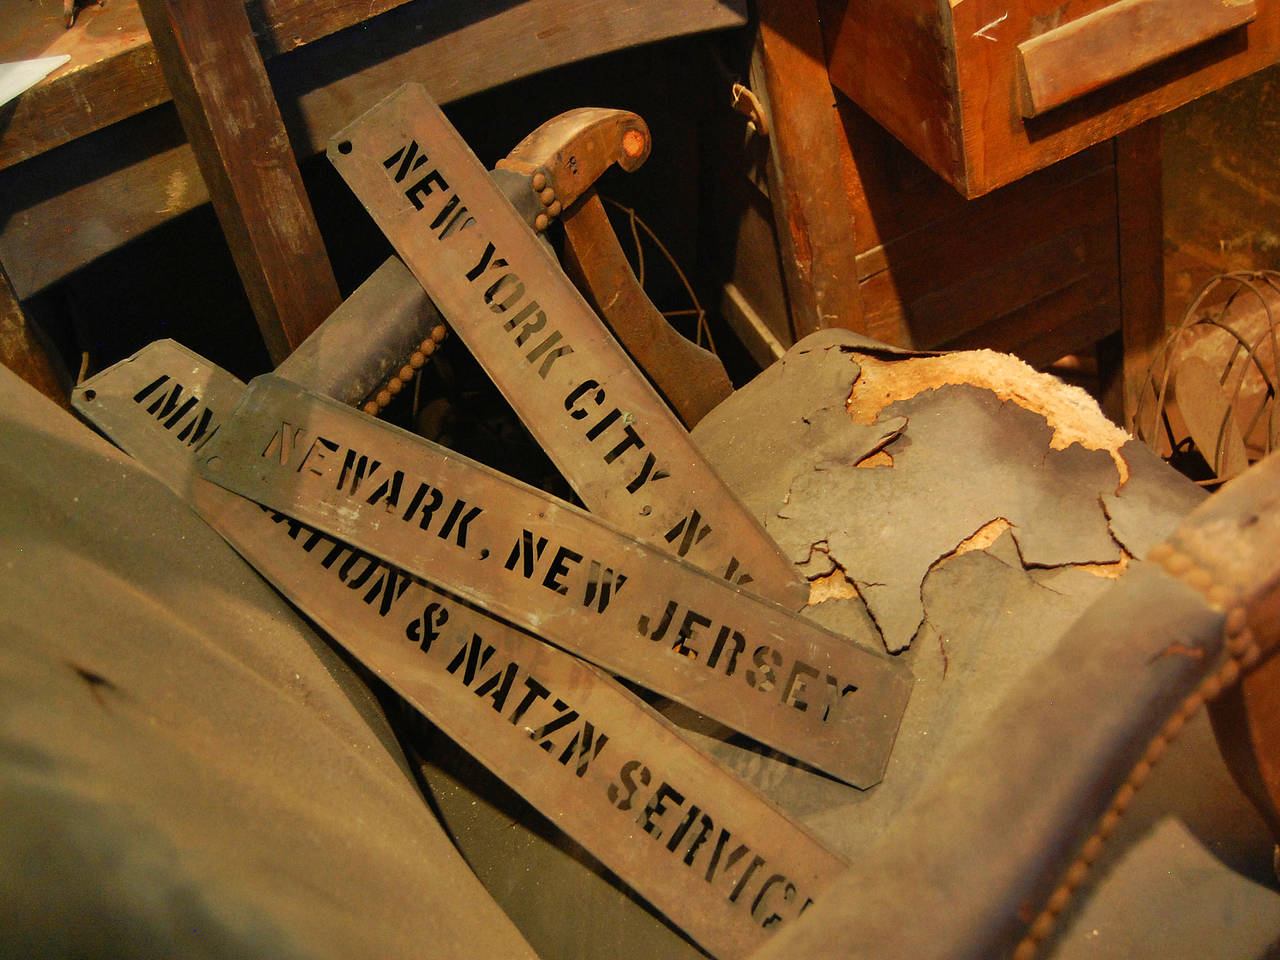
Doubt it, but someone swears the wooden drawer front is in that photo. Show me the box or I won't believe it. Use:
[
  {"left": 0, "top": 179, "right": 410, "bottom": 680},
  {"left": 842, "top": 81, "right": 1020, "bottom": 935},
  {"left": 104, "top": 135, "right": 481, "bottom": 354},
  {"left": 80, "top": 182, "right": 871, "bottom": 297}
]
[
  {"left": 823, "top": 0, "right": 1278, "bottom": 196},
  {"left": 842, "top": 111, "right": 1123, "bottom": 366},
  {"left": 1016, "top": 0, "right": 1256, "bottom": 118}
]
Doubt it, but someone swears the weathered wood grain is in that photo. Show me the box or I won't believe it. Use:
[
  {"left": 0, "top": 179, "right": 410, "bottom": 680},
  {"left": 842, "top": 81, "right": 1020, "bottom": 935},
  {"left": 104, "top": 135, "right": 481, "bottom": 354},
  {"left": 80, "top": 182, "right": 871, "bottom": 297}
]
[
  {"left": 0, "top": 0, "right": 415, "bottom": 171},
  {"left": 0, "top": 260, "right": 70, "bottom": 410},
  {"left": 1116, "top": 120, "right": 1167, "bottom": 425},
  {"left": 138, "top": 0, "right": 341, "bottom": 362},
  {"left": 0, "top": 0, "right": 747, "bottom": 299},
  {"left": 750, "top": 0, "right": 865, "bottom": 336},
  {"left": 1017, "top": 0, "right": 1257, "bottom": 118},
  {"left": 822, "top": 0, "right": 1279, "bottom": 196}
]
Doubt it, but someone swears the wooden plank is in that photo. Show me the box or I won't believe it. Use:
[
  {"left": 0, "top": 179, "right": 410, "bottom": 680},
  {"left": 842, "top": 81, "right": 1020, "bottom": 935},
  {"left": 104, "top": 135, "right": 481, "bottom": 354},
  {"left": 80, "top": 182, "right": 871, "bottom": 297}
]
[
  {"left": 0, "top": 0, "right": 746, "bottom": 172},
  {"left": 245, "top": 0, "right": 413, "bottom": 55},
  {"left": 0, "top": 0, "right": 747, "bottom": 300},
  {"left": 326, "top": 83, "right": 809, "bottom": 609},
  {"left": 73, "top": 339, "right": 851, "bottom": 960},
  {"left": 855, "top": 166, "right": 1120, "bottom": 349},
  {"left": 750, "top": 0, "right": 865, "bottom": 337},
  {"left": 0, "top": 0, "right": 414, "bottom": 171},
  {"left": 0, "top": 107, "right": 207, "bottom": 301},
  {"left": 138, "top": 0, "right": 341, "bottom": 363},
  {"left": 721, "top": 282, "right": 788, "bottom": 367},
  {"left": 836, "top": 105, "right": 1115, "bottom": 280},
  {"left": 0, "top": 0, "right": 163, "bottom": 172},
  {"left": 942, "top": 270, "right": 1122, "bottom": 368},
  {"left": 1115, "top": 120, "right": 1166, "bottom": 428},
  {"left": 1017, "top": 0, "right": 1257, "bottom": 118},
  {"left": 818, "top": 0, "right": 960, "bottom": 188}
]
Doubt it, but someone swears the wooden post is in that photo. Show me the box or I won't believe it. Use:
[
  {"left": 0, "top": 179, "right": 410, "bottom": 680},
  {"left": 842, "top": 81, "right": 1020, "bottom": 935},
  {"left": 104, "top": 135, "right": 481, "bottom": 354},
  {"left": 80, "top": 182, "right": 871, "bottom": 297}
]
[
  {"left": 138, "top": 0, "right": 342, "bottom": 364},
  {"left": 1115, "top": 119, "right": 1166, "bottom": 429},
  {"left": 751, "top": 0, "right": 866, "bottom": 339}
]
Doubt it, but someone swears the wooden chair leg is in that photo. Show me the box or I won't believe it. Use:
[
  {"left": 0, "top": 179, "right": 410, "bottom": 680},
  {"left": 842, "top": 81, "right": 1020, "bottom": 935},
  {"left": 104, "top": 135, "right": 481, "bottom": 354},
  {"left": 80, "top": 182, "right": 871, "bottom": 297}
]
[
  {"left": 138, "top": 0, "right": 342, "bottom": 365},
  {"left": 1116, "top": 119, "right": 1166, "bottom": 429},
  {"left": 751, "top": 0, "right": 866, "bottom": 341}
]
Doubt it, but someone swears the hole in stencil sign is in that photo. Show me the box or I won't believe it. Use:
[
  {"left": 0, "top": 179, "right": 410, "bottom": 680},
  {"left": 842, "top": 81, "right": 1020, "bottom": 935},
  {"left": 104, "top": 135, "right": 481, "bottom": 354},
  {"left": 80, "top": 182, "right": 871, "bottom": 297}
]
[
  {"left": 82, "top": 389, "right": 96, "bottom": 402},
  {"left": 337, "top": 140, "right": 353, "bottom": 154}
]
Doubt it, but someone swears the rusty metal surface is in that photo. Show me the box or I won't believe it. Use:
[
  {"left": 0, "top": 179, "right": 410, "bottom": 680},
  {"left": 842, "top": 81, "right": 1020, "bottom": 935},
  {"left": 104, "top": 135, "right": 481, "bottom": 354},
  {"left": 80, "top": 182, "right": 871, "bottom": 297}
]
[
  {"left": 194, "top": 373, "right": 910, "bottom": 788},
  {"left": 562, "top": 192, "right": 733, "bottom": 427},
  {"left": 497, "top": 107, "right": 652, "bottom": 211},
  {"left": 497, "top": 107, "right": 733, "bottom": 427},
  {"left": 73, "top": 340, "right": 850, "bottom": 960},
  {"left": 326, "top": 83, "right": 808, "bottom": 609}
]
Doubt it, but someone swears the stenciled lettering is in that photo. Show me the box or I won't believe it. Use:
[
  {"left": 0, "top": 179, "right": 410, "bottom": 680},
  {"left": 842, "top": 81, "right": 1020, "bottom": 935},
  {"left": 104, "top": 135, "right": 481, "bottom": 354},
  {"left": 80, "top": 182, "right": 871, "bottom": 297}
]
[
  {"left": 606, "top": 761, "right": 815, "bottom": 930},
  {"left": 131, "top": 375, "right": 220, "bottom": 450},
  {"left": 638, "top": 600, "right": 859, "bottom": 723}
]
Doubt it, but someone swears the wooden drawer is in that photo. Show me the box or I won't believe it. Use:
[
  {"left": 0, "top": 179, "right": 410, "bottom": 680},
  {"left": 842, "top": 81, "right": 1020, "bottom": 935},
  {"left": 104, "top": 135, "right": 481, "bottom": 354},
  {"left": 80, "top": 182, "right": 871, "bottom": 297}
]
[
  {"left": 820, "top": 0, "right": 1279, "bottom": 196},
  {"left": 711, "top": 96, "right": 1132, "bottom": 370}
]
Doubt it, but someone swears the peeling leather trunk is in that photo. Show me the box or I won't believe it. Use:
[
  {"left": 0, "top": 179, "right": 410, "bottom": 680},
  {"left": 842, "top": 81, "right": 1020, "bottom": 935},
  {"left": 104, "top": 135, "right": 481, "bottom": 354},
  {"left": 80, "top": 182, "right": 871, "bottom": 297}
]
[
  {"left": 682, "top": 329, "right": 1210, "bottom": 843},
  {"left": 409, "top": 330, "right": 1278, "bottom": 958},
  {"left": 693, "top": 329, "right": 1205, "bottom": 658}
]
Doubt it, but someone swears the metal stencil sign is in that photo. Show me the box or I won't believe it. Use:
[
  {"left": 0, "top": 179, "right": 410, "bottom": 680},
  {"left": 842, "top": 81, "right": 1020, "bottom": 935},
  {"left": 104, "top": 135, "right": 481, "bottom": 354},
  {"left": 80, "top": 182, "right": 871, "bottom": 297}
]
[
  {"left": 195, "top": 374, "right": 910, "bottom": 788},
  {"left": 73, "top": 341, "right": 847, "bottom": 960},
  {"left": 326, "top": 83, "right": 809, "bottom": 610}
]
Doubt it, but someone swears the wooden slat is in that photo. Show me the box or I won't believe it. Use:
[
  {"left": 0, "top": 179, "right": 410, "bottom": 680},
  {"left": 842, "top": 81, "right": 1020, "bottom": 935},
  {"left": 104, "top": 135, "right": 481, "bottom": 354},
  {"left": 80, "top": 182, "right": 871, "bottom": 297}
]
[
  {"left": 1116, "top": 120, "right": 1166, "bottom": 428},
  {"left": 750, "top": 0, "right": 865, "bottom": 338},
  {"left": 0, "top": 0, "right": 415, "bottom": 171},
  {"left": 0, "top": 0, "right": 746, "bottom": 172},
  {"left": 137, "top": 0, "right": 341, "bottom": 363},
  {"left": 0, "top": 0, "right": 748, "bottom": 299},
  {"left": 855, "top": 166, "right": 1119, "bottom": 349}
]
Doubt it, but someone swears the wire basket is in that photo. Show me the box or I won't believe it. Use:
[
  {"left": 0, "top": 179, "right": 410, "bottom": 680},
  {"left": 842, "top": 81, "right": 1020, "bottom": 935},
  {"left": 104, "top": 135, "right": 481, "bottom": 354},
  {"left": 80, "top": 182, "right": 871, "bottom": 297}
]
[{"left": 1132, "top": 271, "right": 1280, "bottom": 485}]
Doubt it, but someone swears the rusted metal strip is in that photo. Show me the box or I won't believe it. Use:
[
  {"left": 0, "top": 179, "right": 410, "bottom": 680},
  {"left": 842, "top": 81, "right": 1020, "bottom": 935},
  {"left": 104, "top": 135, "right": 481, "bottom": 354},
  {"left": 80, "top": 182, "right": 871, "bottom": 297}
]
[
  {"left": 194, "top": 373, "right": 909, "bottom": 787},
  {"left": 73, "top": 340, "right": 847, "bottom": 960},
  {"left": 562, "top": 191, "right": 733, "bottom": 428},
  {"left": 326, "top": 83, "right": 808, "bottom": 610}
]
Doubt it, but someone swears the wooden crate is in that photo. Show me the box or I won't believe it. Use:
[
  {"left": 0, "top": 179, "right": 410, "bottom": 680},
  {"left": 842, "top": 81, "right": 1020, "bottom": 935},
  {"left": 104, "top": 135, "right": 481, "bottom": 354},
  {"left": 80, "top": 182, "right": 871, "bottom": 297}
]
[{"left": 820, "top": 0, "right": 1280, "bottom": 197}]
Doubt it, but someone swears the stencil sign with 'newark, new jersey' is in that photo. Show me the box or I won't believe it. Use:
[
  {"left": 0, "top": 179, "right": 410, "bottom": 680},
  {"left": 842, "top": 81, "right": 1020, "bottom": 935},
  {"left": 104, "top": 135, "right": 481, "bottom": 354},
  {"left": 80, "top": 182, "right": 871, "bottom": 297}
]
[{"left": 198, "top": 375, "right": 910, "bottom": 788}]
